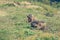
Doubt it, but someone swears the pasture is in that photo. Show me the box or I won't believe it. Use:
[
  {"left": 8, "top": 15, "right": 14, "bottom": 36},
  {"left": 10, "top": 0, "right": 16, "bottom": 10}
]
[{"left": 0, "top": 0, "right": 60, "bottom": 40}]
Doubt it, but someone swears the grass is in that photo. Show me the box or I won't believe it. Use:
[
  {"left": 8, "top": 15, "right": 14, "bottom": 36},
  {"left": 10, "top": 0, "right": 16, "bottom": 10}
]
[{"left": 0, "top": 0, "right": 60, "bottom": 40}]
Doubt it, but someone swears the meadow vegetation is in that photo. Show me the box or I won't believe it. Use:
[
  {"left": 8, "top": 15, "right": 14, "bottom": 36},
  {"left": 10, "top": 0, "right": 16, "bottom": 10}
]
[{"left": 0, "top": 0, "right": 60, "bottom": 40}]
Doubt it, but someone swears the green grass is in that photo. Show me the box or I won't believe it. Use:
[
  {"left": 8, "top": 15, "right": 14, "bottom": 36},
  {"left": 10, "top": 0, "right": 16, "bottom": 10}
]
[{"left": 0, "top": 0, "right": 60, "bottom": 40}]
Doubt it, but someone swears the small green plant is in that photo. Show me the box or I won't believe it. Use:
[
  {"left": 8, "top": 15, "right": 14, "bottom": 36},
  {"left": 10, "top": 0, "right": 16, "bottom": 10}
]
[
  {"left": 24, "top": 29, "right": 35, "bottom": 37},
  {"left": 44, "top": 12, "right": 54, "bottom": 17}
]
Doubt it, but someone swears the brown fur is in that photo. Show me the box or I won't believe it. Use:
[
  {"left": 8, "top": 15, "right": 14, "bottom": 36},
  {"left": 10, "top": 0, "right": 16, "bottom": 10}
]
[
  {"left": 37, "top": 21, "right": 46, "bottom": 30},
  {"left": 27, "top": 14, "right": 37, "bottom": 23},
  {"left": 27, "top": 14, "right": 46, "bottom": 30}
]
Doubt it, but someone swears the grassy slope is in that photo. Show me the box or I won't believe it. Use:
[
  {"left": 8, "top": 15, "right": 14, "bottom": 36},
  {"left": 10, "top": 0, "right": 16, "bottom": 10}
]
[{"left": 0, "top": 0, "right": 60, "bottom": 40}]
